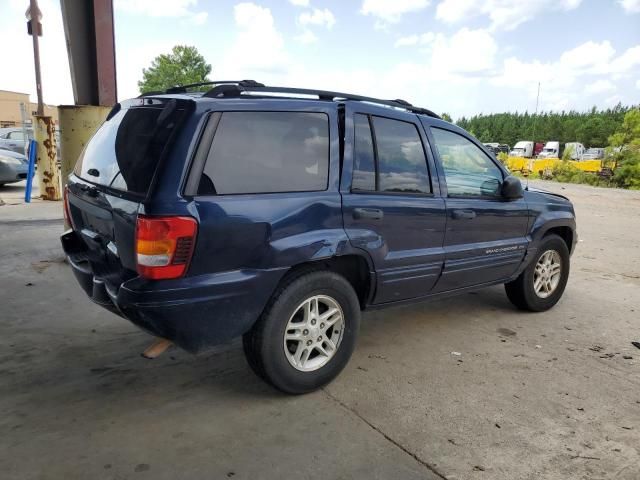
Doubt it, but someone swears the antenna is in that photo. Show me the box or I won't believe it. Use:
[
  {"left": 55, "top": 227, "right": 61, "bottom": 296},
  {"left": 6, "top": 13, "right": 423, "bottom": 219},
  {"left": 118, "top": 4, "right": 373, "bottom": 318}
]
[
  {"left": 532, "top": 81, "right": 540, "bottom": 140},
  {"left": 527, "top": 81, "right": 541, "bottom": 191}
]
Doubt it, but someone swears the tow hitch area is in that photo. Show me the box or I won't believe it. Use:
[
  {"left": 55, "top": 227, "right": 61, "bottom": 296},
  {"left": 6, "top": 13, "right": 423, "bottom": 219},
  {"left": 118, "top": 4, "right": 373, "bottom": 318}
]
[{"left": 141, "top": 338, "right": 173, "bottom": 359}]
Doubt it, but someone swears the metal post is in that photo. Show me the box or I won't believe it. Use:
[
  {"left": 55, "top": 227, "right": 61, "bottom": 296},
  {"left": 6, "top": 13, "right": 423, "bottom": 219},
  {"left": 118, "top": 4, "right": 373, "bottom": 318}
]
[
  {"left": 24, "top": 139, "right": 37, "bottom": 202},
  {"left": 33, "top": 115, "right": 61, "bottom": 200},
  {"left": 58, "top": 105, "right": 110, "bottom": 183},
  {"left": 29, "top": 0, "right": 44, "bottom": 116}
]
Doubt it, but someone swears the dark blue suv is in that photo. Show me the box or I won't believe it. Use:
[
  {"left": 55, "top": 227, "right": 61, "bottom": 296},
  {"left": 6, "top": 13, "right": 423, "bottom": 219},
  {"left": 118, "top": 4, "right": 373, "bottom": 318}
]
[{"left": 61, "top": 81, "right": 577, "bottom": 394}]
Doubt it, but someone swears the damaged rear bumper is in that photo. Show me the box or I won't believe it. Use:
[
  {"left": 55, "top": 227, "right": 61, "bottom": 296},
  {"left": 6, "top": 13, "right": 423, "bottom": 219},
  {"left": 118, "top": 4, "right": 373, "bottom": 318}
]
[{"left": 61, "top": 230, "right": 286, "bottom": 353}]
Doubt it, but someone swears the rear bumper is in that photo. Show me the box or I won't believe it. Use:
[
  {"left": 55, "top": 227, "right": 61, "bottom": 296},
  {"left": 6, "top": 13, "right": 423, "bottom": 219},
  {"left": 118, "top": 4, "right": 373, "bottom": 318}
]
[{"left": 62, "top": 231, "right": 287, "bottom": 353}]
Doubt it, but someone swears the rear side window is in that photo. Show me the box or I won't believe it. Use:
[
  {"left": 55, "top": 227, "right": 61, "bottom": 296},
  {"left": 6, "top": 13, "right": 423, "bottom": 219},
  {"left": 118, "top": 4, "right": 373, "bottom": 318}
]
[
  {"left": 198, "top": 112, "right": 329, "bottom": 195},
  {"left": 372, "top": 117, "right": 430, "bottom": 194},
  {"left": 351, "top": 114, "right": 431, "bottom": 194},
  {"left": 74, "top": 101, "right": 188, "bottom": 196}
]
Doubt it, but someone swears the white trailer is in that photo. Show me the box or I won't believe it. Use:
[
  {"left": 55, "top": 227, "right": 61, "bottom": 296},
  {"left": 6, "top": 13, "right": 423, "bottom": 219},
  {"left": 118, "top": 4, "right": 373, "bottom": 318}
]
[{"left": 509, "top": 141, "right": 534, "bottom": 158}]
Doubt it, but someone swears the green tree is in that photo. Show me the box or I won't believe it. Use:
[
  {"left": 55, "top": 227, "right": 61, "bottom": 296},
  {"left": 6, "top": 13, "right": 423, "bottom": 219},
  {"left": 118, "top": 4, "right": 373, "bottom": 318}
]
[
  {"left": 609, "top": 108, "right": 640, "bottom": 148},
  {"left": 441, "top": 112, "right": 453, "bottom": 123},
  {"left": 609, "top": 108, "right": 640, "bottom": 189},
  {"left": 454, "top": 106, "right": 633, "bottom": 148},
  {"left": 138, "top": 45, "right": 212, "bottom": 94}
]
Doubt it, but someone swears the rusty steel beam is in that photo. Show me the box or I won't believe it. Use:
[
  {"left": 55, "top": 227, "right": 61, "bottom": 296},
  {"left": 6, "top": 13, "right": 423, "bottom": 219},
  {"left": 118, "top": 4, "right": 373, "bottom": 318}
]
[
  {"left": 60, "top": 0, "right": 117, "bottom": 106},
  {"left": 93, "top": 0, "right": 117, "bottom": 106}
]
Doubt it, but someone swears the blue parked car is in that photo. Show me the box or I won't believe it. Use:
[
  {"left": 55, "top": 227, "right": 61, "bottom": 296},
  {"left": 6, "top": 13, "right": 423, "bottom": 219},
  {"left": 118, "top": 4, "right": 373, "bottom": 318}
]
[{"left": 61, "top": 81, "right": 577, "bottom": 394}]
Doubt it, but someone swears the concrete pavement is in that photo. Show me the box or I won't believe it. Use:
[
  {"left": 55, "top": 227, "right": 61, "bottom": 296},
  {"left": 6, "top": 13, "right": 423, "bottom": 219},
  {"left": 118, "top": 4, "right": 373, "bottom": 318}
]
[{"left": 1, "top": 180, "right": 639, "bottom": 479}]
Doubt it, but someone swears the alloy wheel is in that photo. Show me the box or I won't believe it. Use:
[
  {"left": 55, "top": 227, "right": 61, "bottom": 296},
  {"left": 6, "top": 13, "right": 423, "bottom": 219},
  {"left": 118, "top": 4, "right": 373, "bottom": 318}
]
[
  {"left": 283, "top": 295, "right": 345, "bottom": 372},
  {"left": 533, "top": 249, "right": 562, "bottom": 298}
]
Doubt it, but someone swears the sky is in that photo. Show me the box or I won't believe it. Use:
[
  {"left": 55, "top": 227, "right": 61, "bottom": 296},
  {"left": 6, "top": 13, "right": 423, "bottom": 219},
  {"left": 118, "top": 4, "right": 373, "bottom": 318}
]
[{"left": 0, "top": 0, "right": 639, "bottom": 119}]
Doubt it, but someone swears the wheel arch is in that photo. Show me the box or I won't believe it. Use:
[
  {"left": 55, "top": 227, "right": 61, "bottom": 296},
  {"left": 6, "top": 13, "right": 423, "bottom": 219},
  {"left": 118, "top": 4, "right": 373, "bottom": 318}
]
[
  {"left": 542, "top": 226, "right": 574, "bottom": 253},
  {"left": 277, "top": 253, "right": 375, "bottom": 309},
  {"left": 530, "top": 214, "right": 577, "bottom": 255}
]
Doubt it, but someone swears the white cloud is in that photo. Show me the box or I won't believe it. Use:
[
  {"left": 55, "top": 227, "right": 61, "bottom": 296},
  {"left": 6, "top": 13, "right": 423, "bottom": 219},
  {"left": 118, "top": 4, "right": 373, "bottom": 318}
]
[
  {"left": 430, "top": 28, "right": 497, "bottom": 73},
  {"left": 289, "top": 0, "right": 310, "bottom": 6},
  {"left": 295, "top": 30, "right": 318, "bottom": 45},
  {"left": 491, "top": 40, "right": 640, "bottom": 111},
  {"left": 191, "top": 11, "right": 208, "bottom": 25},
  {"left": 636, "top": 79, "right": 640, "bottom": 89},
  {"left": 361, "top": 0, "right": 430, "bottom": 24},
  {"left": 619, "top": 0, "right": 640, "bottom": 13},
  {"left": 115, "top": 0, "right": 207, "bottom": 24},
  {"left": 298, "top": 8, "right": 336, "bottom": 29},
  {"left": 604, "top": 94, "right": 622, "bottom": 106},
  {"left": 584, "top": 79, "right": 615, "bottom": 95},
  {"left": 559, "top": 41, "right": 615, "bottom": 70},
  {"left": 395, "top": 35, "right": 419, "bottom": 47},
  {"left": 395, "top": 32, "right": 435, "bottom": 47},
  {"left": 219, "top": 3, "right": 288, "bottom": 76},
  {"left": 609, "top": 45, "right": 640, "bottom": 73},
  {"left": 436, "top": 0, "right": 583, "bottom": 31}
]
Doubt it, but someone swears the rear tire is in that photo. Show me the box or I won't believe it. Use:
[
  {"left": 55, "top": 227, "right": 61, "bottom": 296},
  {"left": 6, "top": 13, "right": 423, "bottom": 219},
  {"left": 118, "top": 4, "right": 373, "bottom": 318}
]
[
  {"left": 243, "top": 271, "right": 361, "bottom": 394},
  {"left": 505, "top": 234, "right": 570, "bottom": 312}
]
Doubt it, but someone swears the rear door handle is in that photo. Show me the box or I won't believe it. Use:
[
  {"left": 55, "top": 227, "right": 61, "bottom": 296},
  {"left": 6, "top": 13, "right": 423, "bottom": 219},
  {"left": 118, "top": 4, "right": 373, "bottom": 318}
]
[
  {"left": 353, "top": 208, "right": 384, "bottom": 220},
  {"left": 452, "top": 209, "right": 476, "bottom": 220}
]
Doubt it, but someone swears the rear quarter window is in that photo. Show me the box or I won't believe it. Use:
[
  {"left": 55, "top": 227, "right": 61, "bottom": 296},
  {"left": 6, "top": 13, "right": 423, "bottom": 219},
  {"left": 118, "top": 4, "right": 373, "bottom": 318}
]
[{"left": 198, "top": 111, "right": 329, "bottom": 195}]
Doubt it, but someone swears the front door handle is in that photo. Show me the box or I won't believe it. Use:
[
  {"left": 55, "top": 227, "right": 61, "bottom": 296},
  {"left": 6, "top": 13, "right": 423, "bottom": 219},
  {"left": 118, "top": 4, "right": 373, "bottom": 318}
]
[
  {"left": 452, "top": 209, "right": 476, "bottom": 220},
  {"left": 353, "top": 208, "right": 384, "bottom": 220}
]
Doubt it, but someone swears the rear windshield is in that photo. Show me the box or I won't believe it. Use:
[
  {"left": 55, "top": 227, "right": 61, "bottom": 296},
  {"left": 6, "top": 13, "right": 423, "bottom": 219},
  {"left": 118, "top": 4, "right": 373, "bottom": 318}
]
[
  {"left": 198, "top": 111, "right": 329, "bottom": 195},
  {"left": 74, "top": 101, "right": 188, "bottom": 195}
]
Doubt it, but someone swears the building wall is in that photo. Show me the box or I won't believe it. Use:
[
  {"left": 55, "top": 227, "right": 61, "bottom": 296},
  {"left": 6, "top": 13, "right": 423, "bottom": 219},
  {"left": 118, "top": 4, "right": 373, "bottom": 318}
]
[{"left": 0, "top": 90, "right": 59, "bottom": 128}]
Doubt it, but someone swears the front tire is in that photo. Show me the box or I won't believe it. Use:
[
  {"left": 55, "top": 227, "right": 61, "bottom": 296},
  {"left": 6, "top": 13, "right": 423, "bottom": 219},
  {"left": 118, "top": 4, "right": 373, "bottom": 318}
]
[
  {"left": 505, "top": 234, "right": 570, "bottom": 312},
  {"left": 243, "top": 271, "right": 361, "bottom": 394}
]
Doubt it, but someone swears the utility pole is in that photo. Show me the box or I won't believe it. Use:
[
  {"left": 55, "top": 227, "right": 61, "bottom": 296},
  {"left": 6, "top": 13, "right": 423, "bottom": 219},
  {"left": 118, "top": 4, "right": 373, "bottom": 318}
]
[
  {"left": 27, "top": 0, "right": 44, "bottom": 116},
  {"left": 27, "top": 0, "right": 61, "bottom": 201}
]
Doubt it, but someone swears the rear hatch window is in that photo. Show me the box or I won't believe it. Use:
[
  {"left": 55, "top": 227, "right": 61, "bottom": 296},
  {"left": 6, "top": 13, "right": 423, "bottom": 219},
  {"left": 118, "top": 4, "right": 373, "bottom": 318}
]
[{"left": 74, "top": 99, "right": 190, "bottom": 196}]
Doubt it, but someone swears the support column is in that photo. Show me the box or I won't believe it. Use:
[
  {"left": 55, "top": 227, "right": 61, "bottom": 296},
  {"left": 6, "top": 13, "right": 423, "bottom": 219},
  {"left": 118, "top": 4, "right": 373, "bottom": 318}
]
[
  {"left": 58, "top": 105, "right": 110, "bottom": 183},
  {"left": 33, "top": 115, "right": 61, "bottom": 201}
]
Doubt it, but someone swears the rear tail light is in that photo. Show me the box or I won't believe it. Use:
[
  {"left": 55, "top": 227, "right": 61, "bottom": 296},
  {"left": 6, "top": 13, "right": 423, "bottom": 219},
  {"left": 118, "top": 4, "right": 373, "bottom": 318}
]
[
  {"left": 63, "top": 186, "right": 74, "bottom": 229},
  {"left": 135, "top": 216, "right": 198, "bottom": 280}
]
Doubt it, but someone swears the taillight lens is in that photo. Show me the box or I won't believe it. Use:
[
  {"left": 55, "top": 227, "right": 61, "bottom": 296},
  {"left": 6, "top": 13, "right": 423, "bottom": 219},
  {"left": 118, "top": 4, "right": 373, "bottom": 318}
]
[
  {"left": 63, "top": 185, "right": 74, "bottom": 229},
  {"left": 135, "top": 216, "right": 198, "bottom": 280}
]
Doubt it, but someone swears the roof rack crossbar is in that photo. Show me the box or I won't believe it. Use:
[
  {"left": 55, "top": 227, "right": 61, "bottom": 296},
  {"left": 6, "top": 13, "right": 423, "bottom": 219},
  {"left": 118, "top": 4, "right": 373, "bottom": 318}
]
[{"left": 202, "top": 84, "right": 440, "bottom": 119}]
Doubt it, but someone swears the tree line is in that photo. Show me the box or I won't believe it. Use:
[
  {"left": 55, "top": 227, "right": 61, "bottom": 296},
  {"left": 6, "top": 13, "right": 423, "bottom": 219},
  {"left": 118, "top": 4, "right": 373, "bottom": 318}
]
[{"left": 454, "top": 104, "right": 635, "bottom": 148}]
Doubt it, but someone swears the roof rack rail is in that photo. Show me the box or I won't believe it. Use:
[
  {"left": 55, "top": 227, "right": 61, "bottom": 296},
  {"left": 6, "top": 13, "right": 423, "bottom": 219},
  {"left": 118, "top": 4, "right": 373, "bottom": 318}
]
[
  {"left": 202, "top": 83, "right": 440, "bottom": 119},
  {"left": 163, "top": 79, "right": 264, "bottom": 94},
  {"left": 138, "top": 80, "right": 265, "bottom": 96}
]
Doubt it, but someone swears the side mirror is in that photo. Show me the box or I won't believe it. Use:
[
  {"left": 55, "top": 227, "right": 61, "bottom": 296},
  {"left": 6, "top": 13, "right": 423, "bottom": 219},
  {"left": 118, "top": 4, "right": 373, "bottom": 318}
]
[{"left": 501, "top": 175, "right": 524, "bottom": 199}]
